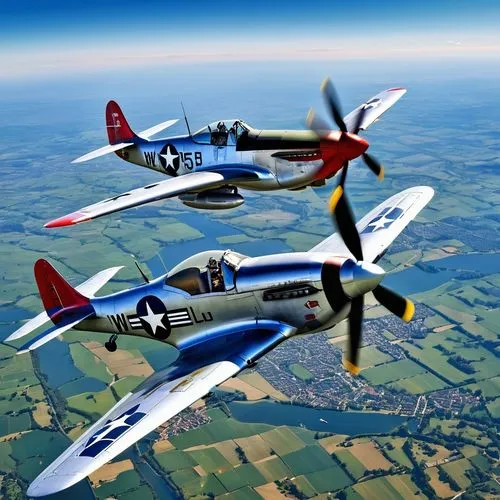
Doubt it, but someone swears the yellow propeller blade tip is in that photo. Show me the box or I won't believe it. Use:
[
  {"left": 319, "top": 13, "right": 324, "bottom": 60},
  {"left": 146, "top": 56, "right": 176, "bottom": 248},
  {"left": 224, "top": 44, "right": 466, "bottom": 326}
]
[
  {"left": 306, "top": 109, "right": 315, "bottom": 127},
  {"left": 343, "top": 359, "right": 360, "bottom": 376},
  {"left": 320, "top": 77, "right": 330, "bottom": 92},
  {"left": 378, "top": 166, "right": 385, "bottom": 181},
  {"left": 402, "top": 299, "right": 415, "bottom": 322},
  {"left": 328, "top": 186, "right": 343, "bottom": 213}
]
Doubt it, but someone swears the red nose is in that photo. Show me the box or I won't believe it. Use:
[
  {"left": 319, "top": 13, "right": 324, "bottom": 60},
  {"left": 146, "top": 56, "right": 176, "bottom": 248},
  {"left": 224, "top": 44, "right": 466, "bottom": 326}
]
[{"left": 341, "top": 133, "right": 369, "bottom": 160}]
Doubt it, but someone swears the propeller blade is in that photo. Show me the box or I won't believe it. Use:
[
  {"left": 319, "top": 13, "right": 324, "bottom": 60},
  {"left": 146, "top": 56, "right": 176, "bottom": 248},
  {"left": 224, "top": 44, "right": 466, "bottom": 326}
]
[
  {"left": 328, "top": 182, "right": 364, "bottom": 261},
  {"left": 373, "top": 285, "right": 415, "bottom": 322},
  {"left": 363, "top": 153, "right": 384, "bottom": 181},
  {"left": 306, "top": 108, "right": 332, "bottom": 137},
  {"left": 344, "top": 295, "right": 363, "bottom": 375},
  {"left": 321, "top": 78, "right": 347, "bottom": 133}
]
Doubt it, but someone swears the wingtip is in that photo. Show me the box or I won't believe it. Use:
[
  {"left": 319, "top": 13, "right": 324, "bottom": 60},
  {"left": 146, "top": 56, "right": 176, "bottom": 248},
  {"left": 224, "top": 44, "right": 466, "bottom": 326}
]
[{"left": 44, "top": 211, "right": 87, "bottom": 228}]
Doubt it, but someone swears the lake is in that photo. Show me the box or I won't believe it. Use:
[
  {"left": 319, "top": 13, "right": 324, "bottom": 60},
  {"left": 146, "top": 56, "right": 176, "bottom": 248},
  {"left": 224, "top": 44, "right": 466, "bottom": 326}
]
[
  {"left": 229, "top": 400, "right": 408, "bottom": 435},
  {"left": 384, "top": 253, "right": 499, "bottom": 295}
]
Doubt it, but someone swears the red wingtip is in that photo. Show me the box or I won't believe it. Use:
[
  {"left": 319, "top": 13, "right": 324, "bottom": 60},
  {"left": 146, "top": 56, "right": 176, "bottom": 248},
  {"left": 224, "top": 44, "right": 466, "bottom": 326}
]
[
  {"left": 44, "top": 211, "right": 87, "bottom": 228},
  {"left": 388, "top": 87, "right": 406, "bottom": 92}
]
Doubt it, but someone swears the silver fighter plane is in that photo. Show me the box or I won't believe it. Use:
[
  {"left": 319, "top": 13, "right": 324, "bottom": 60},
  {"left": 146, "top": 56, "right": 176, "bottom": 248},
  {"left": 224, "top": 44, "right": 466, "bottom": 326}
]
[
  {"left": 8, "top": 183, "right": 433, "bottom": 496},
  {"left": 45, "top": 79, "right": 406, "bottom": 228}
]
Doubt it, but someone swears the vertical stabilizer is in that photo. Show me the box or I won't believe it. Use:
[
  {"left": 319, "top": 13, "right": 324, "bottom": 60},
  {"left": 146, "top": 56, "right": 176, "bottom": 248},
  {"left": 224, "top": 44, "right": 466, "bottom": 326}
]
[{"left": 106, "top": 100, "right": 137, "bottom": 144}]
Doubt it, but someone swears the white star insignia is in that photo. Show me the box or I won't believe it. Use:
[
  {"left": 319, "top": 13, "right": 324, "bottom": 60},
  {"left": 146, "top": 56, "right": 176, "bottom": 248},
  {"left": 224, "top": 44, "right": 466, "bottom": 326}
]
[
  {"left": 140, "top": 302, "right": 166, "bottom": 335},
  {"left": 161, "top": 146, "right": 178, "bottom": 168},
  {"left": 367, "top": 214, "right": 394, "bottom": 231}
]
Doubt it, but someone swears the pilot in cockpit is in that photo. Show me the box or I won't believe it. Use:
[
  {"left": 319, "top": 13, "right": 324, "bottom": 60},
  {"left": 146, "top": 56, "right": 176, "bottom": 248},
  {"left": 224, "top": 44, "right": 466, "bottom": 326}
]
[
  {"left": 214, "top": 121, "right": 228, "bottom": 146},
  {"left": 208, "top": 257, "right": 224, "bottom": 292}
]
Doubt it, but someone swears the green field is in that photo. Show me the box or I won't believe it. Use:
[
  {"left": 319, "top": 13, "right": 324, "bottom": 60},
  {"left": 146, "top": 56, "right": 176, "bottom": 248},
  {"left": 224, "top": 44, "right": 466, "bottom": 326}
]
[
  {"left": 305, "top": 465, "right": 353, "bottom": 492},
  {"left": 216, "top": 463, "right": 267, "bottom": 491},
  {"left": 67, "top": 388, "right": 115, "bottom": 417},
  {"left": 289, "top": 363, "right": 313, "bottom": 381},
  {"left": 361, "top": 359, "right": 426, "bottom": 385},
  {"left": 95, "top": 470, "right": 146, "bottom": 499},
  {"left": 486, "top": 398, "right": 500, "bottom": 419},
  {"left": 281, "top": 445, "right": 334, "bottom": 476},
  {"left": 357, "top": 346, "right": 393, "bottom": 369},
  {"left": 334, "top": 449, "right": 367, "bottom": 479},
  {"left": 375, "top": 437, "right": 412, "bottom": 468},
  {"left": 69, "top": 343, "right": 112, "bottom": 384},
  {"left": 169, "top": 419, "right": 273, "bottom": 450},
  {"left": 155, "top": 450, "right": 197, "bottom": 472},
  {"left": 351, "top": 474, "right": 423, "bottom": 499},
  {"left": 253, "top": 455, "right": 291, "bottom": 482},
  {"left": 389, "top": 372, "right": 449, "bottom": 394},
  {"left": 260, "top": 427, "right": 306, "bottom": 455},
  {"left": 175, "top": 472, "right": 227, "bottom": 498},
  {"left": 188, "top": 447, "right": 232, "bottom": 474},
  {"left": 440, "top": 458, "right": 474, "bottom": 489},
  {"left": 401, "top": 342, "right": 471, "bottom": 385}
]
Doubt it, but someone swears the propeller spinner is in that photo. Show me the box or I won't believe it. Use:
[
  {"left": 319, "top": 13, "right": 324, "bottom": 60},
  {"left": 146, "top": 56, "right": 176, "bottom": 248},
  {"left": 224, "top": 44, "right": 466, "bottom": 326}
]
[{"left": 307, "top": 78, "right": 385, "bottom": 181}]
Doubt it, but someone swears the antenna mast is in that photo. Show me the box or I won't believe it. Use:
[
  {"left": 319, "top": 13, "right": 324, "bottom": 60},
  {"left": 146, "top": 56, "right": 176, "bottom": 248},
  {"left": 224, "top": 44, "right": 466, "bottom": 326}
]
[{"left": 181, "top": 102, "right": 192, "bottom": 137}]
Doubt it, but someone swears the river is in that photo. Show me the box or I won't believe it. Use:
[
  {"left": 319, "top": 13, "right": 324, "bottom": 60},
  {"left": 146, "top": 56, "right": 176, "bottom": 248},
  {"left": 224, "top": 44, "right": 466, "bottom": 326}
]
[{"left": 229, "top": 400, "right": 408, "bottom": 435}]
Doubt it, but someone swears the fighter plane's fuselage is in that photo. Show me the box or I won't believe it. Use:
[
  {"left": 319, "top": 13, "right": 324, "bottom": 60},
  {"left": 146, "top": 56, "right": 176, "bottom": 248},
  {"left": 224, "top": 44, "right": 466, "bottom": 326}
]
[
  {"left": 115, "top": 129, "right": 338, "bottom": 192},
  {"left": 77, "top": 252, "right": 353, "bottom": 354}
]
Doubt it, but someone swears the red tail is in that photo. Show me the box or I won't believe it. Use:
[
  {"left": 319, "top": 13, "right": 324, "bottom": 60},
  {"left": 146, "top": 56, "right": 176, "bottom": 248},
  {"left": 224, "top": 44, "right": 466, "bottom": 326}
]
[
  {"left": 34, "top": 259, "right": 90, "bottom": 324},
  {"left": 106, "top": 100, "right": 137, "bottom": 145}
]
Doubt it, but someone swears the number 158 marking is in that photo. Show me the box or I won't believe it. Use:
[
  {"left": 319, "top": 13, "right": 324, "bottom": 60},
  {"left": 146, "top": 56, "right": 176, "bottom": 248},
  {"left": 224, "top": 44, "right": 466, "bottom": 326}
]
[{"left": 180, "top": 152, "right": 202, "bottom": 170}]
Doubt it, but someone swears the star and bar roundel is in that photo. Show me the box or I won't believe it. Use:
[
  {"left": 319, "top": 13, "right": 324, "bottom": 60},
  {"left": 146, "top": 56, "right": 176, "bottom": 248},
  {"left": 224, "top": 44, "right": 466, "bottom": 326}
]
[{"left": 127, "top": 295, "right": 193, "bottom": 340}]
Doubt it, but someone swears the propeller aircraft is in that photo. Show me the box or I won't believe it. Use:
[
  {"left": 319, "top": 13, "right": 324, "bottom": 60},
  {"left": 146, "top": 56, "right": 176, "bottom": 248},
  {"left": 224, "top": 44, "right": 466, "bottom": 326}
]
[
  {"left": 45, "top": 80, "right": 406, "bottom": 228},
  {"left": 8, "top": 182, "right": 434, "bottom": 496}
]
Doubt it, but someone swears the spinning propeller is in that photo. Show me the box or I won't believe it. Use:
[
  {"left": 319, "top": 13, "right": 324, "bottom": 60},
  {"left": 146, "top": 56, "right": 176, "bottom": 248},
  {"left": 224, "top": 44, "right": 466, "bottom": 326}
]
[
  {"left": 326, "top": 174, "right": 415, "bottom": 375},
  {"left": 307, "top": 78, "right": 385, "bottom": 181}
]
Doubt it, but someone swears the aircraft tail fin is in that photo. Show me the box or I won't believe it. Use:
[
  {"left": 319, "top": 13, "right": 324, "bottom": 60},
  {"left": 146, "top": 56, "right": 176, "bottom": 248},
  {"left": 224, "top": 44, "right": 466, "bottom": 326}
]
[
  {"left": 106, "top": 100, "right": 138, "bottom": 144},
  {"left": 34, "top": 259, "right": 94, "bottom": 324},
  {"left": 6, "top": 264, "right": 123, "bottom": 343}
]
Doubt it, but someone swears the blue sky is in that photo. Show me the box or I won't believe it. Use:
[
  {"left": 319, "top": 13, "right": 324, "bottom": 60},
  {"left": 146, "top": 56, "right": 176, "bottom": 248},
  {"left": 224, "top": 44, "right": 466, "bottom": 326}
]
[
  {"left": 2, "top": 0, "right": 499, "bottom": 79},
  {"left": 4, "top": 0, "right": 500, "bottom": 43}
]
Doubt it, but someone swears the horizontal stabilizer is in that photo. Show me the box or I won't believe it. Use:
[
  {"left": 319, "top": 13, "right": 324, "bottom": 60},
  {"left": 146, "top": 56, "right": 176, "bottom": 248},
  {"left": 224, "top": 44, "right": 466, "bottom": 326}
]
[
  {"left": 138, "top": 119, "right": 179, "bottom": 139},
  {"left": 17, "top": 314, "right": 93, "bottom": 354},
  {"left": 6, "top": 266, "right": 123, "bottom": 342},
  {"left": 72, "top": 143, "right": 134, "bottom": 164}
]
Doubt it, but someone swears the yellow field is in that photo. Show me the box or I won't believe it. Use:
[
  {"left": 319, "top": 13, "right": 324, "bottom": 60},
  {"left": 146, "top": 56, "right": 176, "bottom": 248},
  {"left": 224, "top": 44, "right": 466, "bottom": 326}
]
[
  {"left": 234, "top": 435, "right": 272, "bottom": 462},
  {"left": 84, "top": 341, "right": 153, "bottom": 377},
  {"left": 427, "top": 466, "right": 456, "bottom": 498},
  {"left": 238, "top": 372, "right": 289, "bottom": 401},
  {"left": 213, "top": 440, "right": 242, "bottom": 466},
  {"left": 349, "top": 441, "right": 393, "bottom": 471},
  {"left": 152, "top": 439, "right": 174, "bottom": 454},
  {"left": 89, "top": 459, "right": 133, "bottom": 485},
  {"left": 32, "top": 402, "right": 51, "bottom": 427},
  {"left": 221, "top": 377, "right": 267, "bottom": 400},
  {"left": 413, "top": 441, "right": 451, "bottom": 466},
  {"left": 318, "top": 434, "right": 348, "bottom": 454},
  {"left": 254, "top": 482, "right": 287, "bottom": 499},
  {"left": 386, "top": 474, "right": 426, "bottom": 498}
]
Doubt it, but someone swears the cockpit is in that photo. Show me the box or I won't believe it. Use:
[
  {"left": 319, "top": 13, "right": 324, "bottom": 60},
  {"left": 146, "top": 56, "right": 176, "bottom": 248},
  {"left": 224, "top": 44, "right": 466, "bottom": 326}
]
[
  {"left": 164, "top": 250, "right": 247, "bottom": 295},
  {"left": 192, "top": 120, "right": 251, "bottom": 147}
]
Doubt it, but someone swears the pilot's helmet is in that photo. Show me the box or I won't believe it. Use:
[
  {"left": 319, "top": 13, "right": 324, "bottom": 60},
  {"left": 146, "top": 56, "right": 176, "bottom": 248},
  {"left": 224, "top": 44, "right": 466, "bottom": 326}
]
[{"left": 208, "top": 257, "right": 218, "bottom": 268}]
